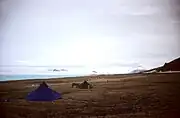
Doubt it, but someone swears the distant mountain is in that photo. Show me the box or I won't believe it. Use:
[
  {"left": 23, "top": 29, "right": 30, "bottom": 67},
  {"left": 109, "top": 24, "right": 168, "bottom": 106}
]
[
  {"left": 130, "top": 69, "right": 147, "bottom": 74},
  {"left": 161, "top": 57, "right": 180, "bottom": 71},
  {"left": 145, "top": 57, "right": 180, "bottom": 72}
]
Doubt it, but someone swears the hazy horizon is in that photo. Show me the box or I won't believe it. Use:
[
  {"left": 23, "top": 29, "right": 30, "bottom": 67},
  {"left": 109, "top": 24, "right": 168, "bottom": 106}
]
[{"left": 1, "top": 0, "right": 180, "bottom": 77}]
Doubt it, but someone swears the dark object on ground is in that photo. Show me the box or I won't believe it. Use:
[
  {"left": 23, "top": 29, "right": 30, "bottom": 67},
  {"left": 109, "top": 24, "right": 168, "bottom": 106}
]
[
  {"left": 72, "top": 81, "right": 93, "bottom": 89},
  {"left": 72, "top": 83, "right": 80, "bottom": 88},
  {"left": 26, "top": 81, "right": 62, "bottom": 101}
]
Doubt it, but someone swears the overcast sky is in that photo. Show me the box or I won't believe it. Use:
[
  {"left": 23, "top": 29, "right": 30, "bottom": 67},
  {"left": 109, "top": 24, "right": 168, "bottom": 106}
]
[{"left": 0, "top": 0, "right": 180, "bottom": 75}]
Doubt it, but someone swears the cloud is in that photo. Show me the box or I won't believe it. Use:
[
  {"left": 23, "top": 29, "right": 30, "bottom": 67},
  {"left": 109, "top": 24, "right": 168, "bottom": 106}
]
[
  {"left": 100, "top": 62, "right": 141, "bottom": 68},
  {"left": 132, "top": 7, "right": 160, "bottom": 16},
  {"left": 171, "top": 20, "right": 180, "bottom": 24},
  {"left": 117, "top": 6, "right": 161, "bottom": 16},
  {"left": 16, "top": 60, "right": 35, "bottom": 66}
]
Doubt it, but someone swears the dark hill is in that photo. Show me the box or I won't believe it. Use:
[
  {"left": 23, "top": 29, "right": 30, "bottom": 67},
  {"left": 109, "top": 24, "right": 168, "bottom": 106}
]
[
  {"left": 145, "top": 57, "right": 180, "bottom": 72},
  {"left": 161, "top": 57, "right": 180, "bottom": 71}
]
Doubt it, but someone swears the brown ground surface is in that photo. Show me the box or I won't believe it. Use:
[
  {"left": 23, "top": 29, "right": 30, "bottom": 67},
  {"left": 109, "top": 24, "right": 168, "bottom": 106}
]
[{"left": 0, "top": 73, "right": 180, "bottom": 118}]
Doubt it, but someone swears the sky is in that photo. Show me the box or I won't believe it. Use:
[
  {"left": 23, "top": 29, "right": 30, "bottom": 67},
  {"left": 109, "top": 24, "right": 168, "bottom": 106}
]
[{"left": 0, "top": 0, "right": 180, "bottom": 75}]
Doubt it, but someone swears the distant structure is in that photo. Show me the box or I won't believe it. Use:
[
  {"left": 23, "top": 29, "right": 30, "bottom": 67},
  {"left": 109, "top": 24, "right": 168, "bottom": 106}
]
[
  {"left": 80, "top": 81, "right": 93, "bottom": 89},
  {"left": 72, "top": 81, "right": 93, "bottom": 89}
]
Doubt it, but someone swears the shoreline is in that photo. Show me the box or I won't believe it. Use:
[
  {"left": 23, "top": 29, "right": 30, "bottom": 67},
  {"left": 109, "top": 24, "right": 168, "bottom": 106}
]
[{"left": 1, "top": 72, "right": 180, "bottom": 83}]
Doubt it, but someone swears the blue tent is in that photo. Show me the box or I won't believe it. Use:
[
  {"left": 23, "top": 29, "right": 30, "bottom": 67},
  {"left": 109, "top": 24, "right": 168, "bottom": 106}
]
[{"left": 26, "top": 82, "right": 61, "bottom": 101}]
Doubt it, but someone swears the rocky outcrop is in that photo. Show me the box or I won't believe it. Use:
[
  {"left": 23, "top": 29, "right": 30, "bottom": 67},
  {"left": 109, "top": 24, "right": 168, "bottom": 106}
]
[{"left": 145, "top": 57, "right": 180, "bottom": 72}]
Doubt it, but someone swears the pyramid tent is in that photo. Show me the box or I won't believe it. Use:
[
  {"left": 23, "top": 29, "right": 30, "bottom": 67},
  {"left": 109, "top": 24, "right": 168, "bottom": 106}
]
[{"left": 26, "top": 82, "right": 61, "bottom": 101}]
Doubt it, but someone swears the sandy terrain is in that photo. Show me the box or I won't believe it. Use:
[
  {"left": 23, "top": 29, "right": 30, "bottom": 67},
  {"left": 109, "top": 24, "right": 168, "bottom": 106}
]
[{"left": 0, "top": 73, "right": 180, "bottom": 118}]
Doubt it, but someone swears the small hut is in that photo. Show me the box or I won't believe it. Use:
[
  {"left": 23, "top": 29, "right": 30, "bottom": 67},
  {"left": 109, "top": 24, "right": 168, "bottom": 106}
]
[
  {"left": 72, "top": 81, "right": 93, "bottom": 89},
  {"left": 79, "top": 81, "right": 90, "bottom": 89}
]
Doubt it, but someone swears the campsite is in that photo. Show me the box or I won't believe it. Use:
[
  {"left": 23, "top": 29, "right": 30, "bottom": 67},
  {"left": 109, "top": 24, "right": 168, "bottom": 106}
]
[
  {"left": 0, "top": 72, "right": 180, "bottom": 118},
  {"left": 1, "top": 0, "right": 180, "bottom": 117}
]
